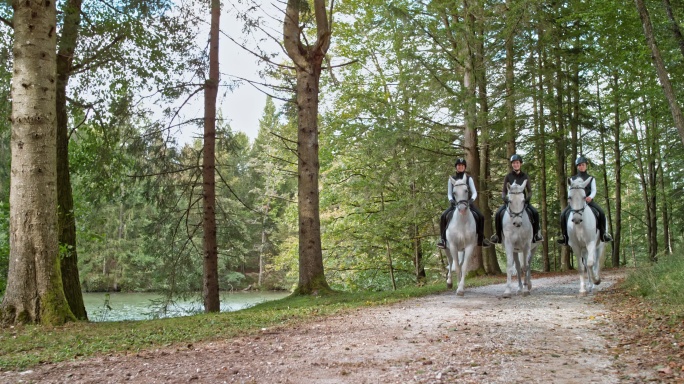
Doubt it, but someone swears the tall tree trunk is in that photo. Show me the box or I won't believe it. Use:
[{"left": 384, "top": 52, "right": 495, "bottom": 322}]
[
  {"left": 476, "top": 20, "right": 499, "bottom": 274},
  {"left": 2, "top": 0, "right": 75, "bottom": 325},
  {"left": 655, "top": 135, "right": 672, "bottom": 254},
  {"left": 596, "top": 79, "right": 614, "bottom": 266},
  {"left": 462, "top": 0, "right": 484, "bottom": 274},
  {"left": 552, "top": 52, "right": 571, "bottom": 270},
  {"left": 533, "top": 43, "right": 550, "bottom": 271},
  {"left": 504, "top": 0, "right": 516, "bottom": 160},
  {"left": 612, "top": 73, "right": 623, "bottom": 267},
  {"left": 635, "top": 0, "right": 684, "bottom": 146},
  {"left": 202, "top": 0, "right": 220, "bottom": 312},
  {"left": 662, "top": 0, "right": 684, "bottom": 58},
  {"left": 629, "top": 111, "right": 656, "bottom": 262},
  {"left": 410, "top": 182, "right": 426, "bottom": 282},
  {"left": 56, "top": 0, "right": 87, "bottom": 320},
  {"left": 283, "top": 0, "right": 332, "bottom": 294},
  {"left": 258, "top": 200, "right": 270, "bottom": 287}
]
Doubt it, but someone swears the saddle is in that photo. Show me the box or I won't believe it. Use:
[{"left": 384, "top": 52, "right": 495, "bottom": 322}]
[{"left": 589, "top": 206, "right": 600, "bottom": 221}]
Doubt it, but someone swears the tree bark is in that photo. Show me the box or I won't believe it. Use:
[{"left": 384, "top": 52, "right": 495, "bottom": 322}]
[
  {"left": 534, "top": 40, "right": 550, "bottom": 271},
  {"left": 635, "top": 0, "right": 684, "bottom": 147},
  {"left": 56, "top": 0, "right": 87, "bottom": 320},
  {"left": 661, "top": 0, "right": 684, "bottom": 58},
  {"left": 612, "top": 74, "right": 623, "bottom": 267},
  {"left": 2, "top": 0, "right": 75, "bottom": 325},
  {"left": 202, "top": 0, "right": 220, "bottom": 312},
  {"left": 283, "top": 0, "right": 332, "bottom": 294}
]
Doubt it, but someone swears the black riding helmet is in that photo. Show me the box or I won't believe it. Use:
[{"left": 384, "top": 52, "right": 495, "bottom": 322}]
[
  {"left": 454, "top": 158, "right": 467, "bottom": 167},
  {"left": 510, "top": 154, "right": 523, "bottom": 163},
  {"left": 575, "top": 155, "right": 589, "bottom": 166}
]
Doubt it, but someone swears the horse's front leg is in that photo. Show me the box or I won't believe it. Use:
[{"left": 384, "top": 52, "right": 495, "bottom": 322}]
[
  {"left": 445, "top": 248, "right": 454, "bottom": 289},
  {"left": 520, "top": 246, "right": 531, "bottom": 297},
  {"left": 512, "top": 251, "right": 523, "bottom": 295},
  {"left": 456, "top": 247, "right": 473, "bottom": 296},
  {"left": 586, "top": 241, "right": 601, "bottom": 286},
  {"left": 503, "top": 245, "right": 515, "bottom": 298},
  {"left": 573, "top": 246, "right": 588, "bottom": 296}
]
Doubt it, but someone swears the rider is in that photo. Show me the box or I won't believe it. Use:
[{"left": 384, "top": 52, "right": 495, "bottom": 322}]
[
  {"left": 557, "top": 156, "right": 613, "bottom": 245},
  {"left": 489, "top": 154, "right": 543, "bottom": 244},
  {"left": 437, "top": 158, "right": 491, "bottom": 249}
]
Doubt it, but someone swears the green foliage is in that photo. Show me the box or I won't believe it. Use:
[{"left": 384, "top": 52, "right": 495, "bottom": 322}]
[{"left": 622, "top": 256, "right": 684, "bottom": 315}]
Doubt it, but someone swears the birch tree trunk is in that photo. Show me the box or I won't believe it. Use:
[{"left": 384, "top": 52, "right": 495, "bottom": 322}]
[
  {"left": 1, "top": 0, "right": 75, "bottom": 325},
  {"left": 202, "top": 0, "right": 220, "bottom": 312},
  {"left": 283, "top": 0, "right": 332, "bottom": 294}
]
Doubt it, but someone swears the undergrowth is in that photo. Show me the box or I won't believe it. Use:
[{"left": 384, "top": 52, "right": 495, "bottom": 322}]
[{"left": 621, "top": 255, "right": 684, "bottom": 317}]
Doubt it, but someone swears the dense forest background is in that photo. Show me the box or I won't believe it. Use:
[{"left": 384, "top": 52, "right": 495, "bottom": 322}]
[{"left": 0, "top": 0, "right": 682, "bottom": 298}]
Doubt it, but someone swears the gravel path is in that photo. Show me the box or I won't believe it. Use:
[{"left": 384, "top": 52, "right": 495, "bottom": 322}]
[{"left": 5, "top": 269, "right": 646, "bottom": 384}]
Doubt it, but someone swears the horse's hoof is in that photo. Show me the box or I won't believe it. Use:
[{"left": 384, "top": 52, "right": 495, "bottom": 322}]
[
  {"left": 579, "top": 291, "right": 588, "bottom": 297},
  {"left": 502, "top": 293, "right": 511, "bottom": 299},
  {"left": 447, "top": 282, "right": 453, "bottom": 289},
  {"left": 522, "top": 291, "right": 530, "bottom": 297},
  {"left": 595, "top": 280, "right": 601, "bottom": 285}
]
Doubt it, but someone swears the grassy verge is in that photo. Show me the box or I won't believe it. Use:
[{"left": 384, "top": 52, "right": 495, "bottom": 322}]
[
  {"left": 619, "top": 255, "right": 684, "bottom": 317},
  {"left": 0, "top": 275, "right": 503, "bottom": 370}
]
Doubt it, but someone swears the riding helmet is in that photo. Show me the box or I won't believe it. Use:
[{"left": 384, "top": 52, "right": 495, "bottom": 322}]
[
  {"left": 575, "top": 155, "right": 589, "bottom": 166},
  {"left": 510, "top": 154, "right": 523, "bottom": 163},
  {"left": 454, "top": 158, "right": 467, "bottom": 167}
]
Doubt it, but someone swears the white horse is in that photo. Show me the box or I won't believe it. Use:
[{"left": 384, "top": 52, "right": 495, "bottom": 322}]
[
  {"left": 444, "top": 177, "right": 478, "bottom": 296},
  {"left": 501, "top": 180, "right": 536, "bottom": 298},
  {"left": 566, "top": 177, "right": 606, "bottom": 296}
]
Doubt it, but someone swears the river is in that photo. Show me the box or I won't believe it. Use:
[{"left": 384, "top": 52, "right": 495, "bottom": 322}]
[{"left": 82, "top": 291, "right": 290, "bottom": 322}]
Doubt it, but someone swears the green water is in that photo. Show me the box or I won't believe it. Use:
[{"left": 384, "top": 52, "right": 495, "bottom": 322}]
[{"left": 83, "top": 291, "right": 290, "bottom": 322}]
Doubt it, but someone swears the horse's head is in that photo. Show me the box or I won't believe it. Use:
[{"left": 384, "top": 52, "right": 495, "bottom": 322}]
[
  {"left": 506, "top": 180, "right": 527, "bottom": 227},
  {"left": 567, "top": 177, "right": 591, "bottom": 224},
  {"left": 450, "top": 177, "right": 470, "bottom": 213}
]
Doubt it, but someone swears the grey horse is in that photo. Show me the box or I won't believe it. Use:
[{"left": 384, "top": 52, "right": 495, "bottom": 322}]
[
  {"left": 501, "top": 180, "right": 537, "bottom": 298},
  {"left": 444, "top": 177, "right": 478, "bottom": 296},
  {"left": 566, "top": 177, "right": 606, "bottom": 296}
]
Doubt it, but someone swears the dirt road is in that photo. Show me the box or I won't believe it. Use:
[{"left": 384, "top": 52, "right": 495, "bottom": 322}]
[{"left": 3, "top": 270, "right": 657, "bottom": 383}]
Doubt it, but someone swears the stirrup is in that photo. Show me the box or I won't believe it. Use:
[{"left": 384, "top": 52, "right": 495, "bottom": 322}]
[
  {"left": 556, "top": 235, "right": 567, "bottom": 245},
  {"left": 481, "top": 238, "right": 493, "bottom": 247},
  {"left": 489, "top": 234, "right": 500, "bottom": 244},
  {"left": 533, "top": 233, "right": 543, "bottom": 242},
  {"left": 602, "top": 233, "right": 613, "bottom": 242},
  {"left": 437, "top": 239, "right": 446, "bottom": 249}
]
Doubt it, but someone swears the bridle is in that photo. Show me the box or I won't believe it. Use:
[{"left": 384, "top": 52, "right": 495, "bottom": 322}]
[
  {"left": 568, "top": 185, "right": 587, "bottom": 215},
  {"left": 506, "top": 190, "right": 526, "bottom": 218},
  {"left": 452, "top": 182, "right": 471, "bottom": 211}
]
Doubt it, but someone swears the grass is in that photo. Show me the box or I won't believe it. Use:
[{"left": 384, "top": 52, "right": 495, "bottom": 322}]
[
  {"left": 0, "top": 275, "right": 503, "bottom": 371},
  {"left": 620, "top": 255, "right": 684, "bottom": 317}
]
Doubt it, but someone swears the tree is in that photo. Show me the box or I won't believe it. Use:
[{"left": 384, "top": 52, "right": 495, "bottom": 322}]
[
  {"left": 202, "top": 0, "right": 221, "bottom": 312},
  {"left": 634, "top": 0, "right": 684, "bottom": 146},
  {"left": 56, "top": 0, "right": 87, "bottom": 320},
  {"left": 283, "top": 0, "right": 333, "bottom": 294},
  {"left": 1, "top": 0, "right": 75, "bottom": 325}
]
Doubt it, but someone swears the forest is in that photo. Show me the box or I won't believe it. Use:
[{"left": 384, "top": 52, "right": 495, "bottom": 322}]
[{"left": 0, "top": 0, "right": 683, "bottom": 324}]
